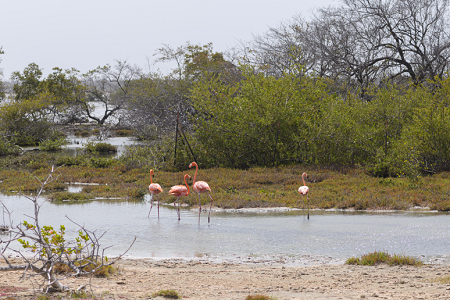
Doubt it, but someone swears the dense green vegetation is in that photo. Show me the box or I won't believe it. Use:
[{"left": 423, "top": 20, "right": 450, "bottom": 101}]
[
  {"left": 188, "top": 67, "right": 450, "bottom": 177},
  {"left": 83, "top": 141, "right": 117, "bottom": 153},
  {"left": 4, "top": 59, "right": 450, "bottom": 179}
]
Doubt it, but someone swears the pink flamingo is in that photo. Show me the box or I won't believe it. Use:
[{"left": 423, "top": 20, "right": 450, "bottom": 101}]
[
  {"left": 298, "top": 172, "right": 310, "bottom": 219},
  {"left": 148, "top": 169, "right": 163, "bottom": 218},
  {"left": 169, "top": 174, "right": 191, "bottom": 221},
  {"left": 189, "top": 162, "right": 214, "bottom": 224}
]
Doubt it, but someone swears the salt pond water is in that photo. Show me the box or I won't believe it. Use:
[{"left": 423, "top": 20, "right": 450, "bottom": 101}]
[
  {"left": 64, "top": 136, "right": 138, "bottom": 157},
  {"left": 22, "top": 136, "right": 139, "bottom": 158},
  {"left": 1, "top": 193, "right": 449, "bottom": 266}
]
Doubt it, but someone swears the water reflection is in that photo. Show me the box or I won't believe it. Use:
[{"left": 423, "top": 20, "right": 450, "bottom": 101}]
[
  {"left": 21, "top": 136, "right": 141, "bottom": 158},
  {"left": 67, "top": 185, "right": 83, "bottom": 193},
  {"left": 64, "top": 136, "right": 140, "bottom": 158},
  {"left": 0, "top": 193, "right": 449, "bottom": 265}
]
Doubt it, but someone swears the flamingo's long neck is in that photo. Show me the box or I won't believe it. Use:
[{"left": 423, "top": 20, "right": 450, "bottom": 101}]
[
  {"left": 302, "top": 173, "right": 306, "bottom": 186},
  {"left": 193, "top": 164, "right": 198, "bottom": 184},
  {"left": 150, "top": 170, "right": 154, "bottom": 184},
  {"left": 184, "top": 174, "right": 190, "bottom": 195}
]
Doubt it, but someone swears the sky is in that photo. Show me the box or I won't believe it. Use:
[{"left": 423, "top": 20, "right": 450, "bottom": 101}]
[{"left": 0, "top": 0, "right": 336, "bottom": 78}]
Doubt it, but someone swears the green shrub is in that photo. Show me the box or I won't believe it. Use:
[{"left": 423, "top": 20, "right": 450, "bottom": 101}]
[
  {"left": 48, "top": 191, "right": 91, "bottom": 202},
  {"left": 39, "top": 137, "right": 66, "bottom": 151},
  {"left": 69, "top": 290, "right": 92, "bottom": 299},
  {"left": 0, "top": 99, "right": 53, "bottom": 146},
  {"left": 246, "top": 295, "right": 277, "bottom": 300},
  {"left": 74, "top": 129, "right": 91, "bottom": 137},
  {"left": 54, "top": 260, "right": 117, "bottom": 278},
  {"left": 152, "top": 289, "right": 180, "bottom": 299},
  {"left": 346, "top": 251, "right": 423, "bottom": 266},
  {"left": 127, "top": 186, "right": 147, "bottom": 198},
  {"left": 0, "top": 138, "right": 21, "bottom": 156},
  {"left": 56, "top": 155, "right": 89, "bottom": 166},
  {"left": 115, "top": 129, "right": 133, "bottom": 136},
  {"left": 83, "top": 141, "right": 117, "bottom": 153},
  {"left": 89, "top": 157, "right": 116, "bottom": 168},
  {"left": 346, "top": 257, "right": 360, "bottom": 265},
  {"left": 190, "top": 66, "right": 328, "bottom": 168},
  {"left": 119, "top": 137, "right": 198, "bottom": 171},
  {"left": 27, "top": 160, "right": 50, "bottom": 170},
  {"left": 432, "top": 200, "right": 450, "bottom": 211}
]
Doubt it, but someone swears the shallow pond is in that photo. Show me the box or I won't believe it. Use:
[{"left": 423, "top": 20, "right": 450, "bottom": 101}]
[
  {"left": 64, "top": 136, "right": 139, "bottom": 157},
  {"left": 22, "top": 136, "right": 139, "bottom": 158},
  {"left": 0, "top": 193, "right": 449, "bottom": 266}
]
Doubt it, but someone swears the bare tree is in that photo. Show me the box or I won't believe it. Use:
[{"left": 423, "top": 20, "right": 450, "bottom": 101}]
[
  {"left": 153, "top": 42, "right": 191, "bottom": 81},
  {"left": 124, "top": 43, "right": 240, "bottom": 140},
  {"left": 0, "top": 46, "right": 4, "bottom": 101},
  {"left": 305, "top": 6, "right": 391, "bottom": 97},
  {"left": 314, "top": 0, "right": 450, "bottom": 85},
  {"left": 242, "top": 0, "right": 450, "bottom": 95},
  {"left": 236, "top": 15, "right": 313, "bottom": 78},
  {"left": 0, "top": 166, "right": 135, "bottom": 293},
  {"left": 123, "top": 74, "right": 191, "bottom": 140},
  {"left": 80, "top": 60, "right": 142, "bottom": 125}
]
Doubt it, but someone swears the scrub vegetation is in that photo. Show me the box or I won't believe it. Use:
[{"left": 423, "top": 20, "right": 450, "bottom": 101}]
[
  {"left": 83, "top": 141, "right": 117, "bottom": 153},
  {"left": 246, "top": 295, "right": 277, "bottom": 300},
  {"left": 0, "top": 153, "right": 449, "bottom": 211},
  {"left": 152, "top": 289, "right": 181, "bottom": 299},
  {"left": 431, "top": 275, "right": 450, "bottom": 284},
  {"left": 346, "top": 251, "right": 423, "bottom": 266}
]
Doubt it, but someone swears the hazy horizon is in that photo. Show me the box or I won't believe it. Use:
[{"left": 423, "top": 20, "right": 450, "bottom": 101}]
[{"left": 0, "top": 0, "right": 336, "bottom": 78}]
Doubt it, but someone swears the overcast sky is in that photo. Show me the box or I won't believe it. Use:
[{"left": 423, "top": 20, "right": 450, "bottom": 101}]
[{"left": 0, "top": 0, "right": 336, "bottom": 78}]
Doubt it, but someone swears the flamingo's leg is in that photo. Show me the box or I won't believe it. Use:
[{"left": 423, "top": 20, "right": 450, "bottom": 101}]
[
  {"left": 148, "top": 194, "right": 153, "bottom": 217},
  {"left": 157, "top": 194, "right": 160, "bottom": 219},
  {"left": 198, "top": 194, "right": 202, "bottom": 225},
  {"left": 177, "top": 197, "right": 180, "bottom": 221},
  {"left": 207, "top": 193, "right": 214, "bottom": 224},
  {"left": 307, "top": 194, "right": 309, "bottom": 220}
]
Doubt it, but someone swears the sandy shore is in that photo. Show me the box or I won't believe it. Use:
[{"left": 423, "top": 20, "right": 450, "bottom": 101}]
[{"left": 1, "top": 258, "right": 450, "bottom": 299}]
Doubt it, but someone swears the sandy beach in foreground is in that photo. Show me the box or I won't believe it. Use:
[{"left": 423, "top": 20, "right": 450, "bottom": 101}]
[{"left": 1, "top": 258, "right": 450, "bottom": 299}]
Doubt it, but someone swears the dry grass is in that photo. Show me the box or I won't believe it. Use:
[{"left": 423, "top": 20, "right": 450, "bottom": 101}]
[
  {"left": 246, "top": 295, "right": 277, "bottom": 300},
  {"left": 0, "top": 285, "right": 27, "bottom": 298},
  {"left": 346, "top": 251, "right": 423, "bottom": 266},
  {"left": 53, "top": 261, "right": 118, "bottom": 278},
  {"left": 152, "top": 289, "right": 180, "bottom": 299},
  {"left": 431, "top": 275, "right": 450, "bottom": 284}
]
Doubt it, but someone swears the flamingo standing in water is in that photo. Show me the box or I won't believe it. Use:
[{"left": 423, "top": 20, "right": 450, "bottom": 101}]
[
  {"left": 189, "top": 162, "right": 214, "bottom": 224},
  {"left": 169, "top": 174, "right": 191, "bottom": 220},
  {"left": 298, "top": 172, "right": 310, "bottom": 219},
  {"left": 148, "top": 169, "right": 163, "bottom": 218}
]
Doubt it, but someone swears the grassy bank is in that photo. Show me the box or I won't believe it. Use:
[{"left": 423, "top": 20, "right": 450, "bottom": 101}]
[{"left": 0, "top": 155, "right": 449, "bottom": 211}]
